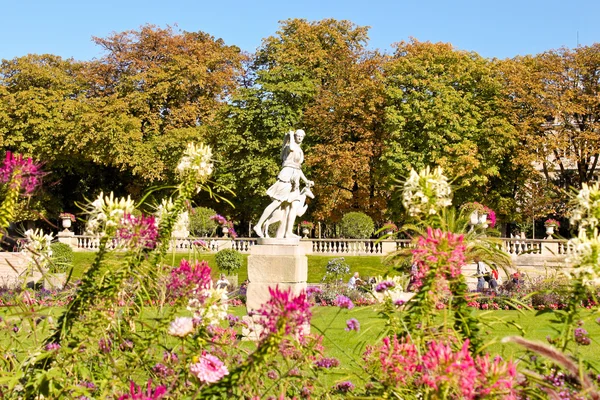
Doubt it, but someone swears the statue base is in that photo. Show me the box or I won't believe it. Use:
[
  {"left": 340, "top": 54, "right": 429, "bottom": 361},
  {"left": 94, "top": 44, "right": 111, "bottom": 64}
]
[
  {"left": 246, "top": 241, "right": 307, "bottom": 311},
  {"left": 256, "top": 237, "right": 300, "bottom": 246}
]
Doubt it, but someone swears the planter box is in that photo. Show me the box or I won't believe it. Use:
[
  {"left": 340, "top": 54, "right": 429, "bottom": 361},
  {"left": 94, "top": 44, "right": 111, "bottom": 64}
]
[{"left": 0, "top": 252, "right": 42, "bottom": 288}]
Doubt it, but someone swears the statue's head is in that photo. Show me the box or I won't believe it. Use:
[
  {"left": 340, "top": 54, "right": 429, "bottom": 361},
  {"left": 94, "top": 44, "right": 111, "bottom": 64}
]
[{"left": 295, "top": 129, "right": 306, "bottom": 143}]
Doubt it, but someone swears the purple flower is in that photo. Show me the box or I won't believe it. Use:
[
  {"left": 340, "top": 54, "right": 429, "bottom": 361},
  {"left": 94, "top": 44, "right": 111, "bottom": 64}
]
[
  {"left": 334, "top": 295, "right": 354, "bottom": 309},
  {"left": 226, "top": 314, "right": 240, "bottom": 327},
  {"left": 210, "top": 214, "right": 228, "bottom": 225},
  {"left": 98, "top": 338, "right": 112, "bottom": 353},
  {"left": 394, "top": 299, "right": 405, "bottom": 306},
  {"left": 152, "top": 363, "right": 174, "bottom": 378},
  {"left": 345, "top": 318, "right": 360, "bottom": 332},
  {"left": 267, "top": 370, "right": 279, "bottom": 380},
  {"left": 306, "top": 286, "right": 322, "bottom": 296},
  {"left": 314, "top": 357, "right": 340, "bottom": 369},
  {"left": 193, "top": 239, "right": 208, "bottom": 248},
  {"left": 44, "top": 343, "right": 61, "bottom": 351},
  {"left": 163, "top": 351, "right": 179, "bottom": 364},
  {"left": 79, "top": 381, "right": 96, "bottom": 390},
  {"left": 574, "top": 327, "right": 591, "bottom": 345},
  {"left": 375, "top": 280, "right": 396, "bottom": 293},
  {"left": 334, "top": 381, "right": 355, "bottom": 393}
]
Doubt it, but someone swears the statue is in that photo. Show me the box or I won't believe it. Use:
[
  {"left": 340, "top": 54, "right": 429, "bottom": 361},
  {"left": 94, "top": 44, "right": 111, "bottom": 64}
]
[{"left": 253, "top": 129, "right": 314, "bottom": 239}]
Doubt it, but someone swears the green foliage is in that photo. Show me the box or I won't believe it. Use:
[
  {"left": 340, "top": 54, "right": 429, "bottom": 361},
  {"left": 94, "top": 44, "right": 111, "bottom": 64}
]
[
  {"left": 382, "top": 39, "right": 517, "bottom": 213},
  {"left": 339, "top": 211, "right": 374, "bottom": 238},
  {"left": 188, "top": 207, "right": 218, "bottom": 236},
  {"left": 215, "top": 248, "right": 243, "bottom": 275},
  {"left": 49, "top": 242, "right": 73, "bottom": 273}
]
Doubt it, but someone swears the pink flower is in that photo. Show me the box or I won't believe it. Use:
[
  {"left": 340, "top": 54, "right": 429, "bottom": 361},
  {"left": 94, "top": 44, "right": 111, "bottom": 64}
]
[
  {"left": 166, "top": 259, "right": 212, "bottom": 301},
  {"left": 168, "top": 317, "right": 195, "bottom": 337},
  {"left": 253, "top": 286, "right": 312, "bottom": 339},
  {"left": 190, "top": 352, "right": 229, "bottom": 383},
  {"left": 411, "top": 228, "right": 466, "bottom": 291},
  {"left": 117, "top": 380, "right": 167, "bottom": 400},
  {"left": 0, "top": 152, "right": 43, "bottom": 194},
  {"left": 116, "top": 213, "right": 159, "bottom": 250},
  {"left": 486, "top": 208, "right": 497, "bottom": 228}
]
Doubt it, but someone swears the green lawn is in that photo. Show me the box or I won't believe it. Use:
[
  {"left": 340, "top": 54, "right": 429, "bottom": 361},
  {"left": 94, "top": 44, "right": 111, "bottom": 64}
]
[{"left": 71, "top": 252, "right": 396, "bottom": 283}]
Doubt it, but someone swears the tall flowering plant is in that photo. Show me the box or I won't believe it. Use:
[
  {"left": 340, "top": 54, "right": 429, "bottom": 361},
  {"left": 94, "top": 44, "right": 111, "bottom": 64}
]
[
  {"left": 0, "top": 152, "right": 43, "bottom": 236},
  {"left": 363, "top": 337, "right": 518, "bottom": 399},
  {"left": 39, "top": 142, "right": 216, "bottom": 369}
]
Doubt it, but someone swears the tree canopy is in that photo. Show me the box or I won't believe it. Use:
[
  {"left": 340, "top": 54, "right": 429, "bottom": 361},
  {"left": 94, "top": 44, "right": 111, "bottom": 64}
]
[{"left": 1, "top": 20, "right": 598, "bottom": 232}]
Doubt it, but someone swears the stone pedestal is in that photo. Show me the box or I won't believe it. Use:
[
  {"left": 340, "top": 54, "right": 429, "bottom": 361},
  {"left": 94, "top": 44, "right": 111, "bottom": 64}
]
[
  {"left": 57, "top": 230, "right": 77, "bottom": 248},
  {"left": 246, "top": 238, "right": 308, "bottom": 311}
]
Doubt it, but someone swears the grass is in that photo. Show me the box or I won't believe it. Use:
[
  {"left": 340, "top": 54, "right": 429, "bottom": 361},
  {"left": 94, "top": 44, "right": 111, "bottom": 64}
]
[{"left": 70, "top": 252, "right": 396, "bottom": 283}]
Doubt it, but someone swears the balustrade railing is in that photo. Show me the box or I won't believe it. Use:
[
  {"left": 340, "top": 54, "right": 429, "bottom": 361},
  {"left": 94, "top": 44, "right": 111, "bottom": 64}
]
[
  {"left": 71, "top": 235, "right": 574, "bottom": 259},
  {"left": 310, "top": 239, "right": 385, "bottom": 255}
]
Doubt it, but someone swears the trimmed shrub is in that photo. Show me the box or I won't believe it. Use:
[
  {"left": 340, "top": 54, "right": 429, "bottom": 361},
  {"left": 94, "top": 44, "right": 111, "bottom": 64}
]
[
  {"left": 189, "top": 207, "right": 218, "bottom": 236},
  {"left": 49, "top": 242, "right": 73, "bottom": 273},
  {"left": 215, "top": 248, "right": 242, "bottom": 275},
  {"left": 340, "top": 212, "right": 374, "bottom": 239}
]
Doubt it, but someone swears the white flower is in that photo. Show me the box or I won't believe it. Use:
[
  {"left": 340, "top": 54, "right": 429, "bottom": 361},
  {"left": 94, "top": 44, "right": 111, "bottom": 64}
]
[
  {"left": 402, "top": 166, "right": 452, "bottom": 218},
  {"left": 23, "top": 229, "right": 53, "bottom": 269},
  {"left": 85, "top": 192, "right": 135, "bottom": 236},
  {"left": 187, "top": 287, "right": 228, "bottom": 326},
  {"left": 176, "top": 143, "right": 214, "bottom": 184},
  {"left": 564, "top": 227, "right": 600, "bottom": 283},
  {"left": 168, "top": 317, "right": 195, "bottom": 337}
]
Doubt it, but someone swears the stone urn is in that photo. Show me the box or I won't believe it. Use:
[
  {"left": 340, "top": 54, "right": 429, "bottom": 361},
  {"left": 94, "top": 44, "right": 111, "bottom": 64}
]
[
  {"left": 478, "top": 213, "right": 488, "bottom": 228},
  {"left": 222, "top": 226, "right": 229, "bottom": 237},
  {"left": 545, "top": 225, "right": 555, "bottom": 236},
  {"left": 61, "top": 218, "right": 72, "bottom": 229},
  {"left": 469, "top": 211, "right": 480, "bottom": 226},
  {"left": 302, "top": 228, "right": 310, "bottom": 238}
]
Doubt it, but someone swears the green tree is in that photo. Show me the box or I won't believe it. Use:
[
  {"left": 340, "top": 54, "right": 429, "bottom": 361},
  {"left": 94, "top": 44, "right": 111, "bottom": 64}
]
[{"left": 382, "top": 40, "right": 517, "bottom": 218}]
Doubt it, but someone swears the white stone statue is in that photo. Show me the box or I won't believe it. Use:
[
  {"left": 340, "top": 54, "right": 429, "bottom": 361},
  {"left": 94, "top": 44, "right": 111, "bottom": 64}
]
[{"left": 253, "top": 129, "right": 314, "bottom": 239}]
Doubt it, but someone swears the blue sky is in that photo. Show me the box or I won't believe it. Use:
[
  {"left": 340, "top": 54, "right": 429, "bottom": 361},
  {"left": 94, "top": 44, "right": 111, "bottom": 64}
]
[{"left": 2, "top": 0, "right": 598, "bottom": 61}]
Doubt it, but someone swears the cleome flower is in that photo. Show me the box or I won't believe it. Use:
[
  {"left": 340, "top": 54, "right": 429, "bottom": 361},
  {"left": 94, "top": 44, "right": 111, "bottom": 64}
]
[
  {"left": 85, "top": 192, "right": 135, "bottom": 236},
  {"left": 176, "top": 143, "right": 214, "bottom": 187},
  {"left": 23, "top": 228, "right": 53, "bottom": 269},
  {"left": 187, "top": 287, "right": 229, "bottom": 326},
  {"left": 569, "top": 181, "right": 600, "bottom": 231},
  {"left": 253, "top": 286, "right": 312, "bottom": 340},
  {"left": 0, "top": 152, "right": 43, "bottom": 194},
  {"left": 402, "top": 166, "right": 452, "bottom": 218},
  {"left": 116, "top": 213, "right": 159, "bottom": 250}
]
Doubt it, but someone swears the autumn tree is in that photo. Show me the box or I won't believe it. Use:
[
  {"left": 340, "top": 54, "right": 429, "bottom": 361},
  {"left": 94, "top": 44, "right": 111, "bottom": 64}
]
[
  {"left": 0, "top": 26, "right": 245, "bottom": 219},
  {"left": 507, "top": 46, "right": 600, "bottom": 190},
  {"left": 211, "top": 19, "right": 389, "bottom": 229},
  {"left": 382, "top": 39, "right": 518, "bottom": 218}
]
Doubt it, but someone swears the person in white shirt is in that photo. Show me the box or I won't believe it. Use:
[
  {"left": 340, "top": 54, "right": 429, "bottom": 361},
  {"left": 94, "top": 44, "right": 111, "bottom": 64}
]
[
  {"left": 348, "top": 272, "right": 360, "bottom": 289},
  {"left": 215, "top": 274, "right": 229, "bottom": 290}
]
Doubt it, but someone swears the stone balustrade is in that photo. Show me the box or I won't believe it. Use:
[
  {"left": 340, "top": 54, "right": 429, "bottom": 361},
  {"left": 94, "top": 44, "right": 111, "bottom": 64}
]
[{"left": 58, "top": 234, "right": 574, "bottom": 269}]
